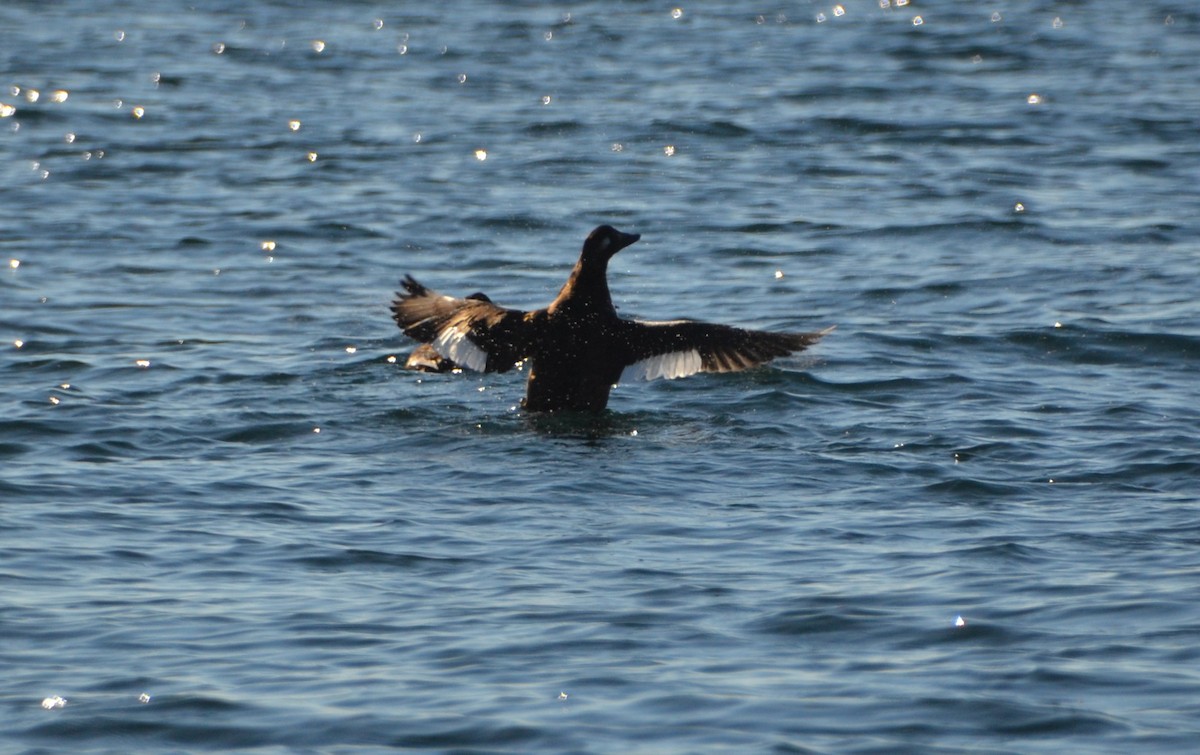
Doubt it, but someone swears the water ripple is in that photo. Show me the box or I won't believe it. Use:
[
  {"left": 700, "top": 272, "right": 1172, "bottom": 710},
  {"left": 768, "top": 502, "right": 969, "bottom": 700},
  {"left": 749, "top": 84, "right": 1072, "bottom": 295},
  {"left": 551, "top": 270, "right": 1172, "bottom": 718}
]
[{"left": 4, "top": 2, "right": 1199, "bottom": 753}]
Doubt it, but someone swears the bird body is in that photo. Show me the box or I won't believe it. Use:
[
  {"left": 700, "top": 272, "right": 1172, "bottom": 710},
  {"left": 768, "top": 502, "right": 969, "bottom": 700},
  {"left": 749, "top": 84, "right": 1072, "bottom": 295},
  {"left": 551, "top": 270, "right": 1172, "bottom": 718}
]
[{"left": 392, "top": 226, "right": 831, "bottom": 413}]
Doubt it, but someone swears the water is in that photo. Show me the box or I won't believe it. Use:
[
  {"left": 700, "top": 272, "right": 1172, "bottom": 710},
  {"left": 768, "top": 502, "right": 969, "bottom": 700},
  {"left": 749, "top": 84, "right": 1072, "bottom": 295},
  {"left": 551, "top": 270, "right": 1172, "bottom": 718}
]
[{"left": 3, "top": 2, "right": 1199, "bottom": 752}]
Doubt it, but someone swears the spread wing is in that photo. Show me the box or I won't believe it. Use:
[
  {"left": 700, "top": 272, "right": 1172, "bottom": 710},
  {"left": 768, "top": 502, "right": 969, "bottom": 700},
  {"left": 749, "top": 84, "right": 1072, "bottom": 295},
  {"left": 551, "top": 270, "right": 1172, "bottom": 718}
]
[
  {"left": 618, "top": 319, "right": 834, "bottom": 382},
  {"left": 391, "top": 276, "right": 535, "bottom": 373}
]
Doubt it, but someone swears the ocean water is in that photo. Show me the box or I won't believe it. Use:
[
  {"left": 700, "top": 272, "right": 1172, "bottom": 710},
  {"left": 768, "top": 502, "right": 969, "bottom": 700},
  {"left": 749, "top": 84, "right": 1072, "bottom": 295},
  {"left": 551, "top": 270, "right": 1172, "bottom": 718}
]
[{"left": 3, "top": 1, "right": 1199, "bottom": 752}]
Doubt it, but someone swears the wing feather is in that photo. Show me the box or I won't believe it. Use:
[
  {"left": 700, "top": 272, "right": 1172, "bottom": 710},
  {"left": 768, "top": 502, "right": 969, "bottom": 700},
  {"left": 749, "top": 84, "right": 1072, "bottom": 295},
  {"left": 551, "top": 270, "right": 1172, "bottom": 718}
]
[
  {"left": 619, "top": 319, "right": 833, "bottom": 382},
  {"left": 391, "top": 276, "right": 534, "bottom": 373}
]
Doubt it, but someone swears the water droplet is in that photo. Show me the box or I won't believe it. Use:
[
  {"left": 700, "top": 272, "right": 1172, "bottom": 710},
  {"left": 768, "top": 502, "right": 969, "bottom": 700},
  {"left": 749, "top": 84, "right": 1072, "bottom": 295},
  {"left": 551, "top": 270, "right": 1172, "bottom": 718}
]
[
  {"left": 372, "top": 18, "right": 384, "bottom": 30},
  {"left": 13, "top": 339, "right": 25, "bottom": 349},
  {"left": 670, "top": 8, "right": 683, "bottom": 20},
  {"left": 311, "top": 40, "right": 326, "bottom": 53},
  {"left": 457, "top": 73, "right": 468, "bottom": 84},
  {"left": 912, "top": 15, "right": 924, "bottom": 26},
  {"left": 991, "top": 11, "right": 1002, "bottom": 23},
  {"left": 878, "top": 0, "right": 890, "bottom": 8},
  {"left": 1053, "top": 321, "right": 1063, "bottom": 328},
  {"left": 541, "top": 95, "right": 552, "bottom": 105},
  {"left": 663, "top": 145, "right": 676, "bottom": 156},
  {"left": 774, "top": 270, "right": 784, "bottom": 279},
  {"left": 834, "top": 5, "right": 846, "bottom": 17},
  {"left": 543, "top": 31, "right": 553, "bottom": 41},
  {"left": 114, "top": 30, "right": 126, "bottom": 42},
  {"left": 345, "top": 346, "right": 357, "bottom": 354},
  {"left": 212, "top": 42, "right": 226, "bottom": 54},
  {"left": 132, "top": 106, "right": 145, "bottom": 119},
  {"left": 49, "top": 395, "right": 61, "bottom": 405},
  {"left": 138, "top": 693, "right": 152, "bottom": 704},
  {"left": 971, "top": 54, "right": 983, "bottom": 64},
  {"left": 954, "top": 615, "right": 966, "bottom": 627},
  {"left": 306, "top": 151, "right": 318, "bottom": 162},
  {"left": 0, "top": 103, "right": 15, "bottom": 117},
  {"left": 1052, "top": 16, "right": 1064, "bottom": 29},
  {"left": 412, "top": 132, "right": 422, "bottom": 143},
  {"left": 8, "top": 259, "right": 19, "bottom": 269},
  {"left": 1014, "top": 202, "right": 1026, "bottom": 212},
  {"left": 386, "top": 355, "right": 397, "bottom": 364},
  {"left": 313, "top": 427, "right": 321, "bottom": 434},
  {"left": 288, "top": 119, "right": 301, "bottom": 131},
  {"left": 397, "top": 44, "right": 408, "bottom": 55},
  {"left": 611, "top": 143, "right": 624, "bottom": 152},
  {"left": 41, "top": 696, "right": 67, "bottom": 710},
  {"left": 135, "top": 359, "right": 151, "bottom": 368},
  {"left": 895, "top": 0, "right": 909, "bottom": 6},
  {"left": 474, "top": 149, "right": 488, "bottom": 161},
  {"left": 261, "top": 240, "right": 277, "bottom": 252},
  {"left": 816, "top": 12, "right": 827, "bottom": 23},
  {"left": 24, "top": 88, "right": 40, "bottom": 103},
  {"left": 50, "top": 89, "right": 68, "bottom": 103},
  {"left": 1026, "top": 93, "right": 1043, "bottom": 105},
  {"left": 64, "top": 132, "right": 75, "bottom": 143},
  {"left": 557, "top": 691, "right": 569, "bottom": 700}
]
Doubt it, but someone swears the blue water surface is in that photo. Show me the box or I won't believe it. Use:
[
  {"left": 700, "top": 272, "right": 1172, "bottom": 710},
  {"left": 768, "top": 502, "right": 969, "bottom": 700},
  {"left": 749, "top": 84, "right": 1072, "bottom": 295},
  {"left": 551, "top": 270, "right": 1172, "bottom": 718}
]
[{"left": 3, "top": 2, "right": 1199, "bottom": 752}]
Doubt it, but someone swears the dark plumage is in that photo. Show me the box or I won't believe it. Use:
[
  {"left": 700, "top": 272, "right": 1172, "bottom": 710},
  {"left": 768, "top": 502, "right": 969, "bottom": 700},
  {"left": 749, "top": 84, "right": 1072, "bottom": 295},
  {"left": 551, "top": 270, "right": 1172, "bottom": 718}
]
[
  {"left": 391, "top": 225, "right": 833, "bottom": 413},
  {"left": 403, "top": 293, "right": 492, "bottom": 372}
]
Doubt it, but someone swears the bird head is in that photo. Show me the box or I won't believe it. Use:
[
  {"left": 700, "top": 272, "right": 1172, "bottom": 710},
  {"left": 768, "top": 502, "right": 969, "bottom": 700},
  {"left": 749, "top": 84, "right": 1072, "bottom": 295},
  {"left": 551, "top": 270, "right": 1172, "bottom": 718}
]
[{"left": 581, "top": 225, "right": 640, "bottom": 263}]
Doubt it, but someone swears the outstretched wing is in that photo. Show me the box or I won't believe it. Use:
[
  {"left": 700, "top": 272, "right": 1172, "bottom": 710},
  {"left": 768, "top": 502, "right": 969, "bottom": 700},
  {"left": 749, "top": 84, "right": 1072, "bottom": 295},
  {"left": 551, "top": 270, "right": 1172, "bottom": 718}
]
[
  {"left": 391, "top": 276, "right": 535, "bottom": 373},
  {"left": 618, "top": 319, "right": 834, "bottom": 381}
]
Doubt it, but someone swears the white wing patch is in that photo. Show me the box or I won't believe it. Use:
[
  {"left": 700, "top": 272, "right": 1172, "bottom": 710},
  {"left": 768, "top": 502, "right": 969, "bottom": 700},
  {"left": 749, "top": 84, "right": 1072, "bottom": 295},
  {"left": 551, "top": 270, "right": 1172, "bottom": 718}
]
[
  {"left": 622, "top": 349, "right": 703, "bottom": 382},
  {"left": 432, "top": 327, "right": 488, "bottom": 372}
]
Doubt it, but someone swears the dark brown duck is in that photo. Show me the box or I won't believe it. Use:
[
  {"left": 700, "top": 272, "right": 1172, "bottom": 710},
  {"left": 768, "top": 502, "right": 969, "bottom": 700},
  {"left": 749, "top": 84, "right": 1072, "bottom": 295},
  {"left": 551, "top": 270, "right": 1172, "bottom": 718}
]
[{"left": 391, "top": 225, "right": 833, "bottom": 413}]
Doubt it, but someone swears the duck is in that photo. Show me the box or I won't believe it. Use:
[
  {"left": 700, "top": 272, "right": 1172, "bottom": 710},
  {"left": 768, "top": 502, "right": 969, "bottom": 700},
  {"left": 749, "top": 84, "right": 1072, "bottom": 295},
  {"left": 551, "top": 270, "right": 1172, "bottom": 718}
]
[{"left": 391, "top": 225, "right": 832, "bottom": 412}]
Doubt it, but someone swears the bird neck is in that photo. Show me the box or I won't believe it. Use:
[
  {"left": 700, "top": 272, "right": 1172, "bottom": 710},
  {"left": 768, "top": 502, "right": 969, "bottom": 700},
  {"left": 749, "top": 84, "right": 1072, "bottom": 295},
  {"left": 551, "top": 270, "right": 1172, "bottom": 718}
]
[{"left": 552, "top": 257, "right": 615, "bottom": 316}]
